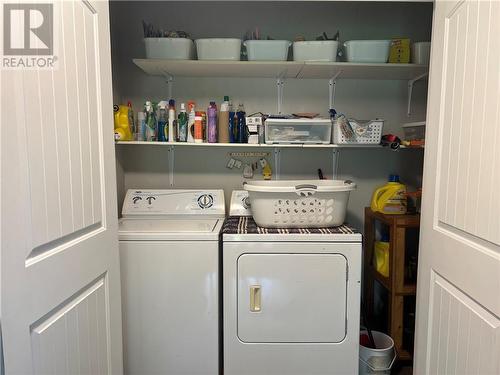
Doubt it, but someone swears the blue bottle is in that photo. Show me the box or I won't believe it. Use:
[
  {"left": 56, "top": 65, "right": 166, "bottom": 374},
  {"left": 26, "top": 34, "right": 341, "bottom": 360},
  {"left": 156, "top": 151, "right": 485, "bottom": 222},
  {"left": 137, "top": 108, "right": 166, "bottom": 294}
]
[
  {"left": 236, "top": 103, "right": 247, "bottom": 143},
  {"left": 229, "top": 110, "right": 236, "bottom": 143}
]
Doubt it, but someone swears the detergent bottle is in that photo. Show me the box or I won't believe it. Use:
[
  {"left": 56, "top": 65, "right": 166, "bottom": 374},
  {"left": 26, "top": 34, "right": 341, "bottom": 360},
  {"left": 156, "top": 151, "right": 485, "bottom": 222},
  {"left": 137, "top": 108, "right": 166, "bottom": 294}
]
[
  {"left": 113, "top": 104, "right": 133, "bottom": 141},
  {"left": 370, "top": 174, "right": 407, "bottom": 214}
]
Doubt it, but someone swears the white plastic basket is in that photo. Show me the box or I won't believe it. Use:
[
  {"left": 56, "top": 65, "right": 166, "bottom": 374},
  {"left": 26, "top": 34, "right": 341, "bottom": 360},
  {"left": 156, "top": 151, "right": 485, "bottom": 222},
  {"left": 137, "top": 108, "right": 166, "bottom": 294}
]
[
  {"left": 144, "top": 38, "right": 195, "bottom": 59},
  {"left": 195, "top": 38, "right": 241, "bottom": 60},
  {"left": 244, "top": 40, "right": 291, "bottom": 61},
  {"left": 333, "top": 119, "right": 384, "bottom": 144},
  {"left": 244, "top": 180, "right": 356, "bottom": 228}
]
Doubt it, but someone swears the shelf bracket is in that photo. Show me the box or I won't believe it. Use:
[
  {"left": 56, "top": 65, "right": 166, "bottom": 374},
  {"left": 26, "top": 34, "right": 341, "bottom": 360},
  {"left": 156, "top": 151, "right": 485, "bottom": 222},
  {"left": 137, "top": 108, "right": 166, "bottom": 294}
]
[
  {"left": 273, "top": 147, "right": 281, "bottom": 180},
  {"left": 168, "top": 145, "right": 175, "bottom": 186},
  {"left": 162, "top": 71, "right": 174, "bottom": 99},
  {"left": 328, "top": 71, "right": 342, "bottom": 110},
  {"left": 332, "top": 149, "right": 340, "bottom": 179},
  {"left": 276, "top": 76, "right": 285, "bottom": 115},
  {"left": 407, "top": 72, "right": 428, "bottom": 117}
]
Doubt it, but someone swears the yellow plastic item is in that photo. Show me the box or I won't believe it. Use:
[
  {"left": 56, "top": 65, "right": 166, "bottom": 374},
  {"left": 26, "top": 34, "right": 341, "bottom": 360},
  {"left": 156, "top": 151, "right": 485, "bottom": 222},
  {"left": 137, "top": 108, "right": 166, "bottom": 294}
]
[
  {"left": 389, "top": 38, "right": 410, "bottom": 64},
  {"left": 374, "top": 241, "right": 390, "bottom": 277},
  {"left": 371, "top": 177, "right": 407, "bottom": 214},
  {"left": 114, "top": 104, "right": 133, "bottom": 141}
]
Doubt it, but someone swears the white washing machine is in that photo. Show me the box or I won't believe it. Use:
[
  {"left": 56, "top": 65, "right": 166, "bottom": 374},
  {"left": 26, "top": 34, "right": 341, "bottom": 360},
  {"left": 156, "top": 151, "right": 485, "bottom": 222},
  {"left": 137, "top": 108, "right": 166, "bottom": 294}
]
[
  {"left": 119, "top": 189, "right": 225, "bottom": 375},
  {"left": 223, "top": 191, "right": 362, "bottom": 375}
]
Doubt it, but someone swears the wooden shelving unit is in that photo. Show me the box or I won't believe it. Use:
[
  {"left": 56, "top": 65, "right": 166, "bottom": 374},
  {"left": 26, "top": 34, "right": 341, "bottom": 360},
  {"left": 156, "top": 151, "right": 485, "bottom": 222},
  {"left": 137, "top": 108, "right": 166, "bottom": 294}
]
[{"left": 363, "top": 207, "right": 420, "bottom": 362}]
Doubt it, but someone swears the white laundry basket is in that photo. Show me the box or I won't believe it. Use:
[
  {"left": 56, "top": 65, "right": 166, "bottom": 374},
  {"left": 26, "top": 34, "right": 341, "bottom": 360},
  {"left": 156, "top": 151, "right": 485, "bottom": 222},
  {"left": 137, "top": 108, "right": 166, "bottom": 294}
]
[{"left": 244, "top": 180, "right": 356, "bottom": 228}]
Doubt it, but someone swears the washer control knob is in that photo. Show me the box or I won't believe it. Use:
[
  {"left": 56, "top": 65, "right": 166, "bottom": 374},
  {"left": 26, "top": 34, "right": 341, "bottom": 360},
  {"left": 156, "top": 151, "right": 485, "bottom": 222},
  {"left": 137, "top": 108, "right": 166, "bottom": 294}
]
[
  {"left": 132, "top": 196, "right": 142, "bottom": 204},
  {"left": 198, "top": 194, "right": 214, "bottom": 209},
  {"left": 146, "top": 196, "right": 156, "bottom": 205},
  {"left": 242, "top": 197, "right": 250, "bottom": 209}
]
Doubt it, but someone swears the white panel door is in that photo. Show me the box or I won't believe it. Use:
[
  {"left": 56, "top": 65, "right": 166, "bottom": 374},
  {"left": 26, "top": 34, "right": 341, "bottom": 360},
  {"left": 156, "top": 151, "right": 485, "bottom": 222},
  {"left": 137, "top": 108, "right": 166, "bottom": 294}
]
[
  {"left": 414, "top": 0, "right": 500, "bottom": 373},
  {"left": 237, "top": 253, "right": 347, "bottom": 343},
  {"left": 1, "top": 1, "right": 123, "bottom": 374}
]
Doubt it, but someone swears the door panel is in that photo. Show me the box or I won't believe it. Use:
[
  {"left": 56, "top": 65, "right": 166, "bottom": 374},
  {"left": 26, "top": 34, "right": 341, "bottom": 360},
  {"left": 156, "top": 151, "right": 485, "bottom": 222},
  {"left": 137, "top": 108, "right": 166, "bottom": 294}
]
[
  {"left": 1, "top": 1, "right": 123, "bottom": 374},
  {"left": 414, "top": 0, "right": 500, "bottom": 373},
  {"left": 237, "top": 253, "right": 347, "bottom": 343}
]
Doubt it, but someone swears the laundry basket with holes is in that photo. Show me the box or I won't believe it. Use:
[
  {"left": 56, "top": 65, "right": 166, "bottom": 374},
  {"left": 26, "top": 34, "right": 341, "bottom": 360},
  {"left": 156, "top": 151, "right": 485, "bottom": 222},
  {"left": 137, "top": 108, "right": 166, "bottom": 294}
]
[
  {"left": 243, "top": 180, "right": 356, "bottom": 228},
  {"left": 333, "top": 119, "right": 384, "bottom": 144}
]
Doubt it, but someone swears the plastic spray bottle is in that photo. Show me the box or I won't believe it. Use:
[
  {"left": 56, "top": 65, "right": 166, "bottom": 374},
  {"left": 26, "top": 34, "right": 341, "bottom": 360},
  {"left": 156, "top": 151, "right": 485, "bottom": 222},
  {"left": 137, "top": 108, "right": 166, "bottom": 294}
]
[
  {"left": 178, "top": 103, "right": 188, "bottom": 142},
  {"left": 187, "top": 101, "right": 196, "bottom": 143},
  {"left": 157, "top": 101, "right": 168, "bottom": 142},
  {"left": 144, "top": 101, "right": 157, "bottom": 141},
  {"left": 168, "top": 99, "right": 176, "bottom": 142},
  {"left": 207, "top": 101, "right": 217, "bottom": 143}
]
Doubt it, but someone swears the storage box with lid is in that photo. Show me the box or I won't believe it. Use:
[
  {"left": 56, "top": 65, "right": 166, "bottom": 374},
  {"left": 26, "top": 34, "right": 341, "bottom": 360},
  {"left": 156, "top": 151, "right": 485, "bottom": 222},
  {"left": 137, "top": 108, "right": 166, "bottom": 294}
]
[
  {"left": 333, "top": 119, "right": 384, "bottom": 144},
  {"left": 265, "top": 118, "right": 332, "bottom": 144}
]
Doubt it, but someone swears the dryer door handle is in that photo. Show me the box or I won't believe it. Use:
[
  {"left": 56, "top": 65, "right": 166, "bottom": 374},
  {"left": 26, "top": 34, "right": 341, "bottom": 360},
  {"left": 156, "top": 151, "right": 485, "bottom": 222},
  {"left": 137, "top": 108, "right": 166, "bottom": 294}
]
[{"left": 249, "top": 285, "right": 261, "bottom": 312}]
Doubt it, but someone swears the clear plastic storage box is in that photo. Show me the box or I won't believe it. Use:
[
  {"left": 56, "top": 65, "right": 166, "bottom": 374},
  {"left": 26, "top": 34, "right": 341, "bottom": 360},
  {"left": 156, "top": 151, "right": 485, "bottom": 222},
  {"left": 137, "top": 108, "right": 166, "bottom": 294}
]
[
  {"left": 402, "top": 121, "right": 425, "bottom": 140},
  {"left": 344, "top": 40, "right": 391, "bottom": 63},
  {"left": 293, "top": 40, "right": 339, "bottom": 62},
  {"left": 265, "top": 118, "right": 332, "bottom": 144}
]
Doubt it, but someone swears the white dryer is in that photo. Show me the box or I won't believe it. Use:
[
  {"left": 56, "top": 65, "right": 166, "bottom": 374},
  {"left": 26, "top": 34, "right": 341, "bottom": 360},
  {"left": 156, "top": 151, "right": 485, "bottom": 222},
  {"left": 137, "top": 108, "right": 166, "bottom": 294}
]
[
  {"left": 119, "top": 189, "right": 224, "bottom": 375},
  {"left": 223, "top": 191, "right": 362, "bottom": 375}
]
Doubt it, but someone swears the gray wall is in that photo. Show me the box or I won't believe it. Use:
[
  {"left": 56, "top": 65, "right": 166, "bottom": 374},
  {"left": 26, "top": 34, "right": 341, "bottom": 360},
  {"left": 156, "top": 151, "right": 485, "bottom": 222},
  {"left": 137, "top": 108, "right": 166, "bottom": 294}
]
[{"left": 110, "top": 1, "right": 431, "bottom": 230}]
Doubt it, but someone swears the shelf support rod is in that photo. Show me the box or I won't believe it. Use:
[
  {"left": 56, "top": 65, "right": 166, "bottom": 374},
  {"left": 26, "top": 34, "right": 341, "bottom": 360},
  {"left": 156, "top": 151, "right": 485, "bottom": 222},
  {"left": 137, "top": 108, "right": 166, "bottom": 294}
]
[
  {"left": 273, "top": 148, "right": 281, "bottom": 180},
  {"left": 332, "top": 149, "right": 340, "bottom": 179},
  {"left": 276, "top": 75, "right": 285, "bottom": 115},
  {"left": 328, "top": 71, "right": 342, "bottom": 109},
  {"left": 407, "top": 72, "right": 428, "bottom": 117},
  {"left": 168, "top": 145, "right": 175, "bottom": 186}
]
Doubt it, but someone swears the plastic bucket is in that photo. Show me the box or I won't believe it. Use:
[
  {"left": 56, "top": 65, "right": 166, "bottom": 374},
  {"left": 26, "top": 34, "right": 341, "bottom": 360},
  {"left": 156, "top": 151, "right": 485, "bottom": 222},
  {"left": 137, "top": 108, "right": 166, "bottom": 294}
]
[{"left": 359, "top": 331, "right": 396, "bottom": 374}]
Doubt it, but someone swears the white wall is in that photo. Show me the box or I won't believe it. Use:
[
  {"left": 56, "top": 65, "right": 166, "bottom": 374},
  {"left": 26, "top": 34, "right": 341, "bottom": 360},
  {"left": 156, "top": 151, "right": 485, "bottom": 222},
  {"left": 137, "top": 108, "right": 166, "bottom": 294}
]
[{"left": 110, "top": 1, "right": 431, "bottom": 230}]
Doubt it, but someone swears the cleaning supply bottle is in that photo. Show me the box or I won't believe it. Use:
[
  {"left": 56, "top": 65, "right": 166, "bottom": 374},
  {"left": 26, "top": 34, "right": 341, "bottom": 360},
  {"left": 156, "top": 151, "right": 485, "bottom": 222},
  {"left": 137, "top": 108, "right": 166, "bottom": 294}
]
[
  {"left": 113, "top": 104, "right": 133, "bottom": 141},
  {"left": 157, "top": 101, "right": 168, "bottom": 142},
  {"left": 194, "top": 111, "right": 204, "bottom": 143},
  {"left": 236, "top": 103, "right": 247, "bottom": 143},
  {"left": 144, "top": 101, "right": 157, "bottom": 141},
  {"left": 178, "top": 103, "right": 188, "bottom": 142},
  {"left": 187, "top": 101, "right": 196, "bottom": 143},
  {"left": 136, "top": 111, "right": 145, "bottom": 141},
  {"left": 207, "top": 101, "right": 217, "bottom": 143},
  {"left": 168, "top": 99, "right": 176, "bottom": 142},
  {"left": 218, "top": 96, "right": 230, "bottom": 143},
  {"left": 127, "top": 101, "right": 135, "bottom": 138},
  {"left": 229, "top": 105, "right": 236, "bottom": 143},
  {"left": 371, "top": 174, "right": 407, "bottom": 214}
]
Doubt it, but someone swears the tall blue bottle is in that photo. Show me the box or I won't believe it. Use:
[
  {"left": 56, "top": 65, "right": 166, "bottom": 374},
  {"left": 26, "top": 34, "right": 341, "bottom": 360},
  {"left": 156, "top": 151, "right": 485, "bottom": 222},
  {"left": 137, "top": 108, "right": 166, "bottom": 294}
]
[
  {"left": 157, "top": 102, "right": 168, "bottom": 142},
  {"left": 236, "top": 103, "right": 247, "bottom": 143}
]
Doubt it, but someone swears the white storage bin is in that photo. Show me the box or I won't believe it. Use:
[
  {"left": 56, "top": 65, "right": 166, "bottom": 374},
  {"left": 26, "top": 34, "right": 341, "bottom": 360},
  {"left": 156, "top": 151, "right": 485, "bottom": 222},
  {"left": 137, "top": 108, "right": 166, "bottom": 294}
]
[
  {"left": 265, "top": 118, "right": 332, "bottom": 144},
  {"left": 333, "top": 119, "right": 384, "bottom": 144},
  {"left": 344, "top": 40, "right": 391, "bottom": 63},
  {"left": 195, "top": 38, "right": 241, "bottom": 60},
  {"left": 293, "top": 41, "right": 339, "bottom": 62},
  {"left": 144, "top": 38, "right": 195, "bottom": 59},
  {"left": 411, "top": 42, "right": 431, "bottom": 65},
  {"left": 244, "top": 180, "right": 356, "bottom": 228},
  {"left": 244, "top": 40, "right": 291, "bottom": 61}
]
